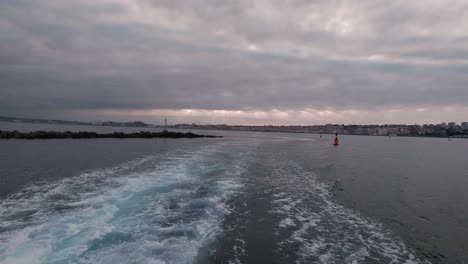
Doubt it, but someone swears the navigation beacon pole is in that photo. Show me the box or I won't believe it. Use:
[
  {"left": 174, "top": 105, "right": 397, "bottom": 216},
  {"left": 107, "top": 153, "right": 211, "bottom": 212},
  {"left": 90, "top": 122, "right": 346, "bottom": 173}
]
[
  {"left": 333, "top": 133, "right": 339, "bottom": 146},
  {"left": 163, "top": 118, "right": 168, "bottom": 133}
]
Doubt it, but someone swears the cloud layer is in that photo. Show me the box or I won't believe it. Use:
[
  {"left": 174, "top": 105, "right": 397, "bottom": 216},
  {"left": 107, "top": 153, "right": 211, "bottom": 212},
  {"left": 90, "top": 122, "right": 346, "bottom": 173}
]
[{"left": 1, "top": 0, "right": 468, "bottom": 124}]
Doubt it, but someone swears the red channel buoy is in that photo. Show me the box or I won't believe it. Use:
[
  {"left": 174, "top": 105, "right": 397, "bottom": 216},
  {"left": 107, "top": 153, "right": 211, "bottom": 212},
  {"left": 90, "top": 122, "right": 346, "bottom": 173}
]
[{"left": 333, "top": 133, "right": 339, "bottom": 146}]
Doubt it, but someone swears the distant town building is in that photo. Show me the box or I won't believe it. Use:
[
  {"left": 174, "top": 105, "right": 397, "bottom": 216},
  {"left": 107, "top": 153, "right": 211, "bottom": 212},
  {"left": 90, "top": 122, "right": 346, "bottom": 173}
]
[
  {"left": 377, "top": 128, "right": 388, "bottom": 136},
  {"left": 462, "top": 122, "right": 468, "bottom": 130}
]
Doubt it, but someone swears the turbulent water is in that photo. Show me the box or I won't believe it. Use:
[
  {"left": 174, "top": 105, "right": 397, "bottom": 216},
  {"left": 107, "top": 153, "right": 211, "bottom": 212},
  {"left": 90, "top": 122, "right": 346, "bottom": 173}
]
[
  {"left": 1, "top": 124, "right": 467, "bottom": 263},
  {"left": 0, "top": 141, "right": 252, "bottom": 263},
  {"left": 211, "top": 143, "right": 425, "bottom": 264}
]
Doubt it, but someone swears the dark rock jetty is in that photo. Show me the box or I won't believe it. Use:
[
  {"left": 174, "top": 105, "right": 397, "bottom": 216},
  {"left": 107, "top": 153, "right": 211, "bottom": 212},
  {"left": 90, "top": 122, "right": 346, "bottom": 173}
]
[{"left": 0, "top": 130, "right": 222, "bottom": 139}]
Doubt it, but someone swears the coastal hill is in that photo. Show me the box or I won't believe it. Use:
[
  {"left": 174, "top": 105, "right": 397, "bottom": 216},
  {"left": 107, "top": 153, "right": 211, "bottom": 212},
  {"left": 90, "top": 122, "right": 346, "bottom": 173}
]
[{"left": 0, "top": 116, "right": 151, "bottom": 128}]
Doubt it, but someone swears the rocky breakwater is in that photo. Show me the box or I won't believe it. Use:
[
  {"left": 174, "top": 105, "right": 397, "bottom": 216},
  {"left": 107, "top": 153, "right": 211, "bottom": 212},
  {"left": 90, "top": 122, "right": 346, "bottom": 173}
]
[{"left": 0, "top": 130, "right": 222, "bottom": 139}]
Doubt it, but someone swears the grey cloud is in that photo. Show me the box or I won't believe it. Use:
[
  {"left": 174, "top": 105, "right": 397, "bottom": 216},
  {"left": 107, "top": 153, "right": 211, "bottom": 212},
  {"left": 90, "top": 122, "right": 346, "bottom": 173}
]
[{"left": 0, "top": 0, "right": 468, "bottom": 122}]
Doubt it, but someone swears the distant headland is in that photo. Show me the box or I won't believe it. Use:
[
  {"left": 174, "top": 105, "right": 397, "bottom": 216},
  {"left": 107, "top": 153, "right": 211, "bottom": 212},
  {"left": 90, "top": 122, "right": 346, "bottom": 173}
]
[
  {"left": 0, "top": 115, "right": 152, "bottom": 128},
  {"left": 0, "top": 130, "right": 221, "bottom": 140}
]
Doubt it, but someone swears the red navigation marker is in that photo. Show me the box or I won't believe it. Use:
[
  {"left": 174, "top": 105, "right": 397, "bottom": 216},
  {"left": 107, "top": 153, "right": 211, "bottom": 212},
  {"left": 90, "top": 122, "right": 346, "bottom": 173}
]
[{"left": 333, "top": 133, "right": 339, "bottom": 146}]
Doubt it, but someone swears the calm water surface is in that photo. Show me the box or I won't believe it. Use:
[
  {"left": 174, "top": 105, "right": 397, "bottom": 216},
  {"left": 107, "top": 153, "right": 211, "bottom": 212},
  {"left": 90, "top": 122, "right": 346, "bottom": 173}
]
[{"left": 1, "top": 122, "right": 467, "bottom": 263}]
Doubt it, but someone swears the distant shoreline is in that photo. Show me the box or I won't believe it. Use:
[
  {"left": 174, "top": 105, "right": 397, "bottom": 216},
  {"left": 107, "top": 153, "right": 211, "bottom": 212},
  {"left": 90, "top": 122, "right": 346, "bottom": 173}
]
[
  {"left": 0, "top": 130, "right": 221, "bottom": 139},
  {"left": 1, "top": 116, "right": 467, "bottom": 139}
]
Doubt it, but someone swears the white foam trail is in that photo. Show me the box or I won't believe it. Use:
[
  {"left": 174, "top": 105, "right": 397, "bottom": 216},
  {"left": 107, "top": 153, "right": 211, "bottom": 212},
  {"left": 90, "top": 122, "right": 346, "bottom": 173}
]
[
  {"left": 269, "top": 160, "right": 431, "bottom": 264},
  {"left": 0, "top": 143, "right": 251, "bottom": 264}
]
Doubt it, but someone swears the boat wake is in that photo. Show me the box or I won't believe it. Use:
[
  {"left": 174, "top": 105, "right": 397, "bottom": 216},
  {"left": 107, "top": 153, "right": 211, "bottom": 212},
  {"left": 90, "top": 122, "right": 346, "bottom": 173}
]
[
  {"left": 268, "top": 158, "right": 431, "bottom": 264},
  {"left": 0, "top": 143, "right": 251, "bottom": 264}
]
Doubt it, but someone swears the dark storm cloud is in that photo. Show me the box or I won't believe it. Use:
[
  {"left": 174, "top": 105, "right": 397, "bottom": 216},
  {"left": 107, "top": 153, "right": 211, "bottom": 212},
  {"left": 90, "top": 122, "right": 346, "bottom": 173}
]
[{"left": 1, "top": 0, "right": 467, "bottom": 122}]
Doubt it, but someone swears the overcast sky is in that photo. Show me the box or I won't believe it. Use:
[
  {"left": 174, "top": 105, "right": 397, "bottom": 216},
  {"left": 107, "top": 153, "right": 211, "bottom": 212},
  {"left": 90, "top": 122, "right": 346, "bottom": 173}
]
[{"left": 1, "top": 0, "right": 468, "bottom": 125}]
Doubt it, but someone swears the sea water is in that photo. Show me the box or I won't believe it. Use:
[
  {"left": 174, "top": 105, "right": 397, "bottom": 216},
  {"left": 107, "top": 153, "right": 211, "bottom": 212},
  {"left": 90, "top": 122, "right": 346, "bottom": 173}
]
[{"left": 1, "top": 123, "right": 467, "bottom": 263}]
